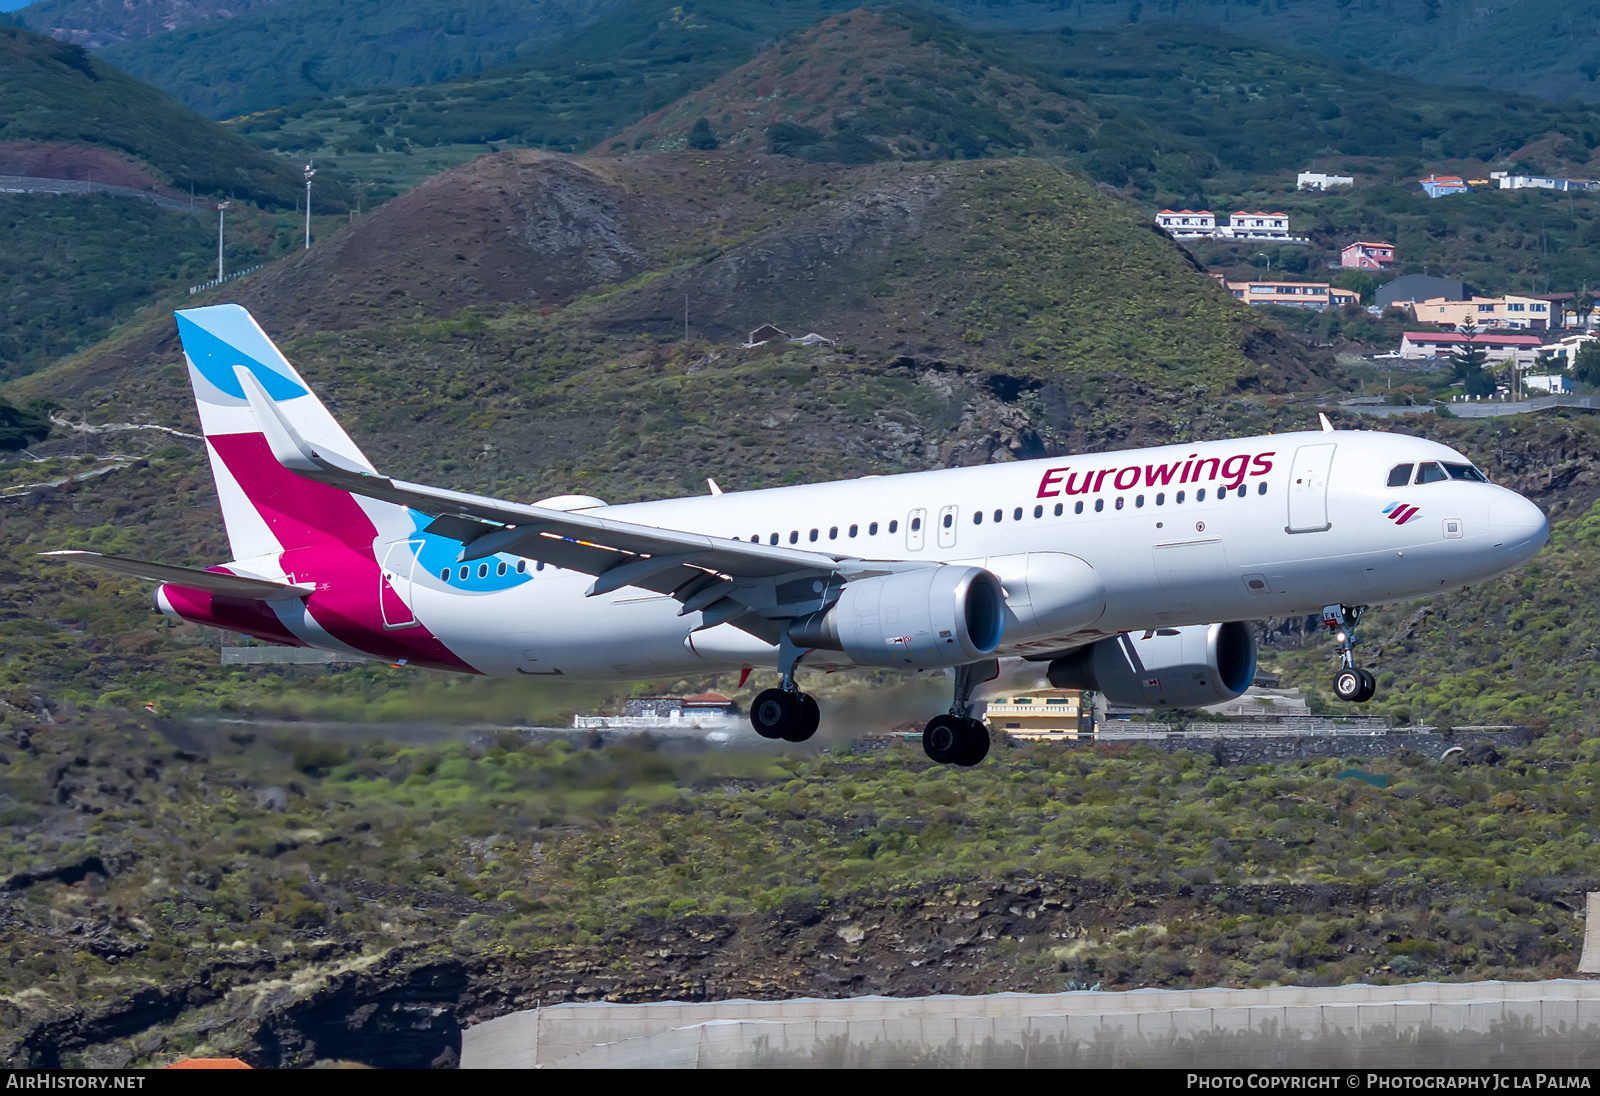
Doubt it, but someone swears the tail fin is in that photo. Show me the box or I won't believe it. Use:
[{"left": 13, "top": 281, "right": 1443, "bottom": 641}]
[{"left": 175, "top": 304, "right": 398, "bottom": 559}]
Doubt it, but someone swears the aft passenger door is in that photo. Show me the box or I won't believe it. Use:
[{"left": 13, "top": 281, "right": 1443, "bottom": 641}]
[
  {"left": 378, "top": 539, "right": 422, "bottom": 629},
  {"left": 1286, "top": 443, "right": 1336, "bottom": 533}
]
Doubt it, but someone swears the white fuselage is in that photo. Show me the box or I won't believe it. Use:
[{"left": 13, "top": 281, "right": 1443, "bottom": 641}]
[{"left": 400, "top": 429, "right": 1548, "bottom": 680}]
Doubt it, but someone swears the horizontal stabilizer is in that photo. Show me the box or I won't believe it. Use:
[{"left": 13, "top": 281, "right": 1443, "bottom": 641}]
[{"left": 40, "top": 551, "right": 313, "bottom": 600}]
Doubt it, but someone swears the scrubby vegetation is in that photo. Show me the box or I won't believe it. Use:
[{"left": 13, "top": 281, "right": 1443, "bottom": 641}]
[{"left": 0, "top": 711, "right": 1593, "bottom": 1064}]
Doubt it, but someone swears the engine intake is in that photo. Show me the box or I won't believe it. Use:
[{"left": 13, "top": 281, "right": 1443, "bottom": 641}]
[
  {"left": 789, "top": 566, "right": 1005, "bottom": 668},
  {"left": 1046, "top": 622, "right": 1256, "bottom": 708}
]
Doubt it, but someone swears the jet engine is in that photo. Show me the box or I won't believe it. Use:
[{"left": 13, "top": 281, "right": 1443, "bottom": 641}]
[
  {"left": 789, "top": 566, "right": 1005, "bottom": 669},
  {"left": 1045, "top": 622, "right": 1257, "bottom": 708}
]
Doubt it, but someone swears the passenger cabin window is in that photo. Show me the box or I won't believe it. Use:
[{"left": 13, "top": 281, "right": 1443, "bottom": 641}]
[
  {"left": 974, "top": 511, "right": 983, "bottom": 525},
  {"left": 942, "top": 513, "right": 953, "bottom": 529},
  {"left": 1387, "top": 463, "right": 1414, "bottom": 487},
  {"left": 889, "top": 520, "right": 899, "bottom": 533},
  {"left": 1415, "top": 462, "right": 1448, "bottom": 484},
  {"left": 1033, "top": 505, "right": 1043, "bottom": 518},
  {"left": 910, "top": 516, "right": 921, "bottom": 532},
  {"left": 1444, "top": 462, "right": 1489, "bottom": 482},
  {"left": 870, "top": 522, "right": 880, "bottom": 535},
  {"left": 829, "top": 527, "right": 839, "bottom": 539},
  {"left": 848, "top": 524, "right": 858, "bottom": 537}
]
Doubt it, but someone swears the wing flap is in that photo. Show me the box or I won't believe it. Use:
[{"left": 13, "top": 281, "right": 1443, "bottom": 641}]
[{"left": 41, "top": 551, "right": 313, "bottom": 600}]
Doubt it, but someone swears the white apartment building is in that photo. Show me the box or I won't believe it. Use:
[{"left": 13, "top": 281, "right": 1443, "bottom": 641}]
[{"left": 1154, "top": 209, "right": 1308, "bottom": 243}]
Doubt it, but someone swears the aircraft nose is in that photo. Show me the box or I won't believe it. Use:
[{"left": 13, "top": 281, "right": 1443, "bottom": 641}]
[{"left": 1489, "top": 492, "right": 1549, "bottom": 562}]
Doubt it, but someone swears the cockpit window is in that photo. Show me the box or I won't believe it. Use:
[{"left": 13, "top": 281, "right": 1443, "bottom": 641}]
[
  {"left": 1415, "top": 462, "right": 1448, "bottom": 484},
  {"left": 1386, "top": 463, "right": 1414, "bottom": 487},
  {"left": 1443, "top": 462, "right": 1489, "bottom": 483}
]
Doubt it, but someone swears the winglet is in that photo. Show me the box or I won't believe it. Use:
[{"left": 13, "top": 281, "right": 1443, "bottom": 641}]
[
  {"left": 1318, "top": 412, "right": 1334, "bottom": 433},
  {"left": 707, "top": 478, "right": 722, "bottom": 496}
]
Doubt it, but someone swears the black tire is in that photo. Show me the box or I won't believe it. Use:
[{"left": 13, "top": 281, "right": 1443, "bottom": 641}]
[
  {"left": 782, "top": 693, "right": 821, "bottom": 742},
  {"left": 955, "top": 717, "right": 991, "bottom": 766},
  {"left": 751, "top": 688, "right": 795, "bottom": 739},
  {"left": 923, "top": 714, "right": 968, "bottom": 764},
  {"left": 1333, "top": 668, "right": 1364, "bottom": 702},
  {"left": 1354, "top": 668, "right": 1377, "bottom": 703}
]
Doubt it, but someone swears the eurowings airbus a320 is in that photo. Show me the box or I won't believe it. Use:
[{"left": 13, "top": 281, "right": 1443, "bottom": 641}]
[{"left": 48, "top": 305, "right": 1550, "bottom": 766}]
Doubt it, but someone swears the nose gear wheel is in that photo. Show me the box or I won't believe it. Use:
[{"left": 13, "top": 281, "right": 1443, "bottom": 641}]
[{"left": 1323, "top": 604, "right": 1375, "bottom": 703}]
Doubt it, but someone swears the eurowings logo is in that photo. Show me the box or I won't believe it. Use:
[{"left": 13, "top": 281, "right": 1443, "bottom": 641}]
[{"left": 1383, "top": 501, "right": 1421, "bottom": 525}]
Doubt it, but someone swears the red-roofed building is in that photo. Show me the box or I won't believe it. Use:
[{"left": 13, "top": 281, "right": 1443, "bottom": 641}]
[
  {"left": 1155, "top": 209, "right": 1216, "bottom": 238},
  {"left": 1400, "top": 331, "right": 1542, "bottom": 365},
  {"left": 1420, "top": 174, "right": 1470, "bottom": 197},
  {"left": 1341, "top": 241, "right": 1395, "bottom": 269}
]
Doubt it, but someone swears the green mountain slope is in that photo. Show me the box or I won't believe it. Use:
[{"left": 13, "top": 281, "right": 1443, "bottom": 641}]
[
  {"left": 606, "top": 8, "right": 1208, "bottom": 192},
  {"left": 230, "top": 0, "right": 864, "bottom": 152},
  {"left": 90, "top": 0, "right": 632, "bottom": 118},
  {"left": 1039, "top": 0, "right": 1600, "bottom": 104},
  {"left": 16, "top": 0, "right": 280, "bottom": 49},
  {"left": 0, "top": 24, "right": 307, "bottom": 206}
]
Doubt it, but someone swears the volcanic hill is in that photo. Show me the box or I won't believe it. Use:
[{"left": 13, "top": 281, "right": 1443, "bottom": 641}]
[
  {"left": 0, "top": 23, "right": 308, "bottom": 206},
  {"left": 18, "top": 151, "right": 1332, "bottom": 448},
  {"left": 604, "top": 8, "right": 1205, "bottom": 191}
]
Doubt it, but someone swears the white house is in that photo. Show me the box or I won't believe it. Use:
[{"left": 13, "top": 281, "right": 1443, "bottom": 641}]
[
  {"left": 1297, "top": 171, "right": 1354, "bottom": 191},
  {"left": 1537, "top": 332, "right": 1598, "bottom": 366},
  {"left": 1492, "top": 171, "right": 1600, "bottom": 192},
  {"left": 1523, "top": 374, "right": 1574, "bottom": 395},
  {"left": 1154, "top": 209, "right": 1217, "bottom": 238}
]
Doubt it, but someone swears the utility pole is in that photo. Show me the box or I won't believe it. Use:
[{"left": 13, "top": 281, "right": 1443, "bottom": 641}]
[
  {"left": 216, "top": 201, "right": 229, "bottom": 283},
  {"left": 303, "top": 161, "right": 316, "bottom": 249}
]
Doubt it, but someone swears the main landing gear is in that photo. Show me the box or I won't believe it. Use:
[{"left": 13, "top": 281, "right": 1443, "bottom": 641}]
[
  {"left": 1323, "top": 603, "right": 1376, "bottom": 703},
  {"left": 922, "top": 660, "right": 996, "bottom": 767},
  {"left": 750, "top": 637, "right": 821, "bottom": 743}
]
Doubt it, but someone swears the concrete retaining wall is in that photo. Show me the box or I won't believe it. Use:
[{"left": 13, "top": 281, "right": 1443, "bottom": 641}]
[{"left": 461, "top": 980, "right": 1600, "bottom": 1068}]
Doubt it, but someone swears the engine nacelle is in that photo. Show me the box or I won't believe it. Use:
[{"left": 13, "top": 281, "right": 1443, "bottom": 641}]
[
  {"left": 1045, "top": 622, "right": 1257, "bottom": 708},
  {"left": 789, "top": 566, "right": 1005, "bottom": 669}
]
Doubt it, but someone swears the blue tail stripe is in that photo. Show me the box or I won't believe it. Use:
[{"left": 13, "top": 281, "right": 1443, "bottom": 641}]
[{"left": 176, "top": 306, "right": 308, "bottom": 402}]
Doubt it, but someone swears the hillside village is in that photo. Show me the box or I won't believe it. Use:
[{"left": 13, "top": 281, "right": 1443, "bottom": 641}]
[{"left": 1157, "top": 170, "right": 1600, "bottom": 402}]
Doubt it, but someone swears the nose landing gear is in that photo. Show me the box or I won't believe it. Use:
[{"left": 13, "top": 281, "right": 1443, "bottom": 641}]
[
  {"left": 1323, "top": 604, "right": 1375, "bottom": 703},
  {"left": 921, "top": 660, "right": 996, "bottom": 766}
]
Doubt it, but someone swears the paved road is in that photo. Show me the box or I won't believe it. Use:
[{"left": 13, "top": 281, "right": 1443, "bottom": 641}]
[{"left": 0, "top": 174, "right": 192, "bottom": 211}]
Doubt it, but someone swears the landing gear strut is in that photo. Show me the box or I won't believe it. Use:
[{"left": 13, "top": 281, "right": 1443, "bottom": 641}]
[
  {"left": 751, "top": 636, "right": 821, "bottom": 743},
  {"left": 922, "top": 660, "right": 996, "bottom": 766},
  {"left": 1323, "top": 603, "right": 1376, "bottom": 703}
]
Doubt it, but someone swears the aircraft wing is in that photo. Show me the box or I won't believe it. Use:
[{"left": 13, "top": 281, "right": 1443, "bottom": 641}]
[
  {"left": 239, "top": 370, "right": 929, "bottom": 639},
  {"left": 40, "top": 550, "right": 313, "bottom": 599}
]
